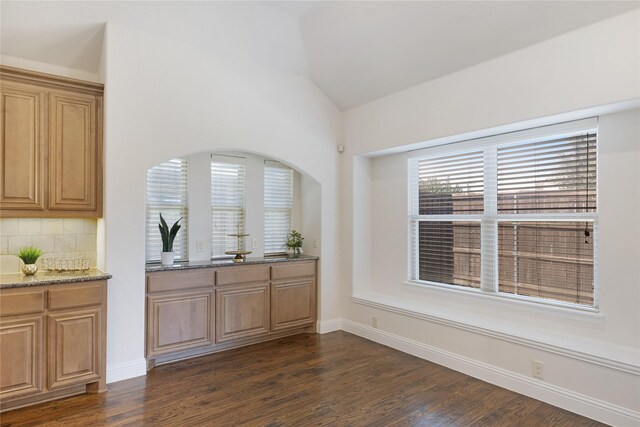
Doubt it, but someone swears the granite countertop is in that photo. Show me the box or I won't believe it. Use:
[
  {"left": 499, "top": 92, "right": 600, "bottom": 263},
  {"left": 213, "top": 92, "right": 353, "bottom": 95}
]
[
  {"left": 146, "top": 254, "right": 319, "bottom": 273},
  {"left": 0, "top": 268, "right": 112, "bottom": 289}
]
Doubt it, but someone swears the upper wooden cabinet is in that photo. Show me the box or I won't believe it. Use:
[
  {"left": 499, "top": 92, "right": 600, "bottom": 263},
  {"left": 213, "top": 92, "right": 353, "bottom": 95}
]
[{"left": 0, "top": 66, "right": 103, "bottom": 217}]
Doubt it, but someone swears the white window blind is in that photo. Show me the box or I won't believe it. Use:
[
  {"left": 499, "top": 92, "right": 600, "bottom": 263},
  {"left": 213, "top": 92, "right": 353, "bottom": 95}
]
[
  {"left": 409, "top": 121, "right": 597, "bottom": 308},
  {"left": 211, "top": 160, "right": 246, "bottom": 258},
  {"left": 146, "top": 158, "right": 189, "bottom": 262},
  {"left": 409, "top": 150, "right": 484, "bottom": 288},
  {"left": 496, "top": 132, "right": 597, "bottom": 305},
  {"left": 264, "top": 162, "right": 293, "bottom": 255}
]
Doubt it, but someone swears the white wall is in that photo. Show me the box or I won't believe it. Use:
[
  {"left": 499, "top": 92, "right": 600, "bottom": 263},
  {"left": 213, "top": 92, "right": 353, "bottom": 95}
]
[
  {"left": 102, "top": 22, "right": 341, "bottom": 382},
  {"left": 341, "top": 10, "right": 640, "bottom": 426}
]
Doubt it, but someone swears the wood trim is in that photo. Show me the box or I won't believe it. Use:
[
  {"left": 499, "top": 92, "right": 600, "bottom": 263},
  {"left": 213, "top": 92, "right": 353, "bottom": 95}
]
[{"left": 0, "top": 66, "right": 104, "bottom": 95}]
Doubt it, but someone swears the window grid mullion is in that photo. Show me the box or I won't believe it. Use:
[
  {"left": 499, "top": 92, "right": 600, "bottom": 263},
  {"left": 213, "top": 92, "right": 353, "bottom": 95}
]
[{"left": 481, "top": 147, "right": 498, "bottom": 292}]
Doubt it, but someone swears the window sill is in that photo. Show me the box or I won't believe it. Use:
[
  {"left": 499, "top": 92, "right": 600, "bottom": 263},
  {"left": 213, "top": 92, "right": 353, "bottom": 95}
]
[{"left": 403, "top": 280, "right": 601, "bottom": 316}]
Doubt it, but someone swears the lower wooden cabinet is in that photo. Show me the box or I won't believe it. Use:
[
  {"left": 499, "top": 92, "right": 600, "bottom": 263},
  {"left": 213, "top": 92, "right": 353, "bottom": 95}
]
[
  {"left": 0, "top": 316, "right": 44, "bottom": 400},
  {"left": 47, "top": 309, "right": 101, "bottom": 389},
  {"left": 216, "top": 283, "right": 269, "bottom": 343},
  {"left": 146, "top": 259, "right": 318, "bottom": 366},
  {"left": 271, "top": 279, "right": 316, "bottom": 332},
  {"left": 147, "top": 290, "right": 214, "bottom": 357},
  {"left": 0, "top": 280, "right": 107, "bottom": 412}
]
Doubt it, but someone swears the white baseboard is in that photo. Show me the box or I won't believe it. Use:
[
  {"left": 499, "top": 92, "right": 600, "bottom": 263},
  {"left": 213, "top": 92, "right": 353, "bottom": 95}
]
[
  {"left": 341, "top": 319, "right": 640, "bottom": 427},
  {"left": 317, "top": 318, "right": 343, "bottom": 334},
  {"left": 106, "top": 358, "right": 147, "bottom": 384}
]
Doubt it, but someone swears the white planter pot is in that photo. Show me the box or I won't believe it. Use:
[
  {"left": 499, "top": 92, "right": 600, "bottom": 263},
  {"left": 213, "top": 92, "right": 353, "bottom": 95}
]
[{"left": 161, "top": 252, "right": 175, "bottom": 266}]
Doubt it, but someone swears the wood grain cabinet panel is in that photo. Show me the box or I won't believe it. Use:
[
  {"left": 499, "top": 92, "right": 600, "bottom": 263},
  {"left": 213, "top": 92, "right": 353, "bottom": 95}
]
[
  {"left": 0, "top": 316, "right": 43, "bottom": 400},
  {"left": 48, "top": 91, "right": 98, "bottom": 212},
  {"left": 0, "top": 66, "right": 103, "bottom": 217},
  {"left": 216, "top": 283, "right": 269, "bottom": 343},
  {"left": 271, "top": 279, "right": 316, "bottom": 332},
  {"left": 47, "top": 309, "right": 101, "bottom": 390},
  {"left": 147, "top": 290, "right": 214, "bottom": 357},
  {"left": 0, "top": 81, "right": 46, "bottom": 211}
]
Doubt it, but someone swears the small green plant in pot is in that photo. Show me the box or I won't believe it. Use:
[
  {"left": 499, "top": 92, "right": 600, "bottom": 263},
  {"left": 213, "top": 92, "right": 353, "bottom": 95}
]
[
  {"left": 284, "top": 229, "right": 304, "bottom": 258},
  {"left": 159, "top": 213, "right": 182, "bottom": 266},
  {"left": 18, "top": 246, "right": 43, "bottom": 275}
]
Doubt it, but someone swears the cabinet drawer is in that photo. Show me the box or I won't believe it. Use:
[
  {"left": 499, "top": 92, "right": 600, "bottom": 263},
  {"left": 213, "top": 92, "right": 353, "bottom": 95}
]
[
  {"left": 271, "top": 262, "right": 316, "bottom": 281},
  {"left": 0, "top": 290, "right": 45, "bottom": 316},
  {"left": 147, "top": 270, "right": 214, "bottom": 293},
  {"left": 216, "top": 266, "right": 270, "bottom": 287},
  {"left": 48, "top": 283, "right": 103, "bottom": 310}
]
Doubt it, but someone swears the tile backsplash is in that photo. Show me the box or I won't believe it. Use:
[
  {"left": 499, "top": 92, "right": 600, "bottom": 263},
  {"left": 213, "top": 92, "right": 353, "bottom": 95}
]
[{"left": 0, "top": 218, "right": 97, "bottom": 273}]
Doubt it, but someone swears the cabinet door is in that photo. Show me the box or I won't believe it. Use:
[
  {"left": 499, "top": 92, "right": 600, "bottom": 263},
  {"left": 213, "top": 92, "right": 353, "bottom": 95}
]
[
  {"left": 147, "top": 290, "right": 214, "bottom": 357},
  {"left": 216, "top": 283, "right": 269, "bottom": 343},
  {"left": 47, "top": 309, "right": 100, "bottom": 389},
  {"left": 0, "top": 81, "right": 46, "bottom": 211},
  {"left": 48, "top": 91, "right": 100, "bottom": 213},
  {"left": 271, "top": 279, "right": 316, "bottom": 332},
  {"left": 0, "top": 316, "right": 44, "bottom": 399}
]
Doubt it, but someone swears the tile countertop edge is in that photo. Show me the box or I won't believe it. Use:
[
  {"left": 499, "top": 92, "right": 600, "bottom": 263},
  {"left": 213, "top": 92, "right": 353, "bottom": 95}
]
[
  {"left": 146, "top": 255, "right": 319, "bottom": 273},
  {"left": 0, "top": 269, "right": 112, "bottom": 289}
]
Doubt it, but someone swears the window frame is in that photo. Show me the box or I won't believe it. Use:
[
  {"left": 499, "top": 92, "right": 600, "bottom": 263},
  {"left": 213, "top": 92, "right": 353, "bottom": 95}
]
[
  {"left": 145, "top": 158, "right": 189, "bottom": 263},
  {"left": 408, "top": 118, "right": 599, "bottom": 310},
  {"left": 264, "top": 161, "right": 294, "bottom": 256},
  {"left": 210, "top": 155, "right": 247, "bottom": 259}
]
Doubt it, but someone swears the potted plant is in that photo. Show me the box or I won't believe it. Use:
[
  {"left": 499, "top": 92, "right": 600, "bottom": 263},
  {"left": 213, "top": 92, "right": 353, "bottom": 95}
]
[
  {"left": 17, "top": 246, "right": 43, "bottom": 275},
  {"left": 284, "top": 229, "right": 304, "bottom": 258},
  {"left": 159, "top": 213, "right": 182, "bottom": 266}
]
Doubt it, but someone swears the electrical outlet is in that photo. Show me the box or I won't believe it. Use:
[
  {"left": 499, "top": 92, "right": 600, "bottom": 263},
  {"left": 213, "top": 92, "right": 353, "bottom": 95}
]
[
  {"left": 252, "top": 238, "right": 258, "bottom": 249},
  {"left": 313, "top": 239, "right": 318, "bottom": 249},
  {"left": 372, "top": 316, "right": 378, "bottom": 328},
  {"left": 532, "top": 360, "right": 544, "bottom": 379},
  {"left": 195, "top": 240, "right": 204, "bottom": 253}
]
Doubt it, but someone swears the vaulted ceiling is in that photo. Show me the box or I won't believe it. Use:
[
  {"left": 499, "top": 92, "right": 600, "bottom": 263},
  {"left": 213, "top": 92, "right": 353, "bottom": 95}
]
[{"left": 1, "top": 1, "right": 637, "bottom": 110}]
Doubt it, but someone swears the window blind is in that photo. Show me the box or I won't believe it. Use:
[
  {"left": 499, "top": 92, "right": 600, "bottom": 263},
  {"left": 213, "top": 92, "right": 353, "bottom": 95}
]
[
  {"left": 409, "top": 122, "right": 597, "bottom": 308},
  {"left": 498, "top": 221, "right": 594, "bottom": 305},
  {"left": 418, "top": 221, "right": 481, "bottom": 288},
  {"left": 211, "top": 161, "right": 246, "bottom": 258},
  {"left": 264, "top": 163, "right": 293, "bottom": 255},
  {"left": 496, "top": 132, "right": 596, "bottom": 304},
  {"left": 418, "top": 151, "right": 484, "bottom": 214},
  {"left": 497, "top": 133, "right": 596, "bottom": 213},
  {"left": 410, "top": 151, "right": 484, "bottom": 285},
  {"left": 145, "top": 158, "right": 189, "bottom": 262}
]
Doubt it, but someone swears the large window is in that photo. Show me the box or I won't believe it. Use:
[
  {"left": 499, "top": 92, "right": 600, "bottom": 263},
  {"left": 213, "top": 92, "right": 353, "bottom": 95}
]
[
  {"left": 146, "top": 158, "right": 189, "bottom": 262},
  {"left": 211, "top": 159, "right": 246, "bottom": 258},
  {"left": 264, "top": 161, "right": 293, "bottom": 255},
  {"left": 409, "top": 120, "right": 597, "bottom": 307}
]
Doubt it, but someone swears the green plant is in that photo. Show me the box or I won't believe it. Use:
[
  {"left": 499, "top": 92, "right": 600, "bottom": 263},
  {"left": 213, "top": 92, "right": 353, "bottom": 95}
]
[
  {"left": 159, "top": 213, "right": 182, "bottom": 252},
  {"left": 17, "top": 246, "right": 43, "bottom": 264},
  {"left": 284, "top": 229, "right": 304, "bottom": 249}
]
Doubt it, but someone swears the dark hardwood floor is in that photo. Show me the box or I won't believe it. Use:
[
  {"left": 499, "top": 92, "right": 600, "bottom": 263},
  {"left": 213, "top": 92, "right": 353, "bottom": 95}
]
[{"left": 1, "top": 331, "right": 603, "bottom": 426}]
